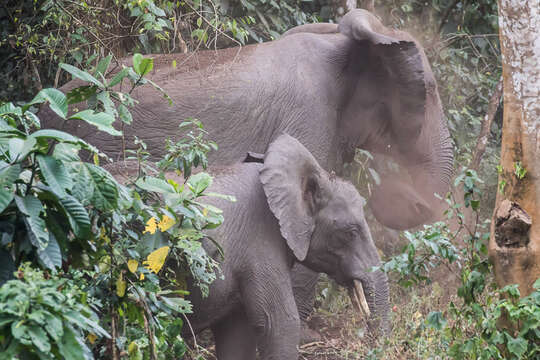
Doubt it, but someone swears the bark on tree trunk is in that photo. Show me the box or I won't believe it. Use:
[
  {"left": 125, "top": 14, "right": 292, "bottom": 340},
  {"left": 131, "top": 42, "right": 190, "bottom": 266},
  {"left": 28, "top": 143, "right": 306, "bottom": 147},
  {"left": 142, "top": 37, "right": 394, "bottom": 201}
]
[{"left": 489, "top": 0, "right": 540, "bottom": 296}]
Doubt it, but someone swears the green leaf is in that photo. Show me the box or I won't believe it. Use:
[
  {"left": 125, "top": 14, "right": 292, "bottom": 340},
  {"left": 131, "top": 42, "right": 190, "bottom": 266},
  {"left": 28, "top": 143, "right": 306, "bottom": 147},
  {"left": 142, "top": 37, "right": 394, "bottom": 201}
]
[
  {"left": 15, "top": 195, "right": 49, "bottom": 249},
  {"left": 27, "top": 88, "right": 68, "bottom": 119},
  {"left": 107, "top": 67, "right": 130, "bottom": 87},
  {"left": 43, "top": 311, "right": 64, "bottom": 341},
  {"left": 132, "top": 54, "right": 154, "bottom": 76},
  {"left": 60, "top": 63, "right": 104, "bottom": 88},
  {"left": 118, "top": 104, "right": 133, "bottom": 124},
  {"left": 37, "top": 184, "right": 91, "bottom": 239},
  {"left": 57, "top": 194, "right": 91, "bottom": 238},
  {"left": 85, "top": 164, "right": 119, "bottom": 211},
  {"left": 30, "top": 129, "right": 97, "bottom": 152},
  {"left": 57, "top": 325, "right": 85, "bottom": 360},
  {"left": 8, "top": 137, "right": 36, "bottom": 162},
  {"left": 27, "top": 324, "right": 51, "bottom": 353},
  {"left": 95, "top": 55, "right": 112, "bottom": 77},
  {"left": 66, "top": 85, "right": 98, "bottom": 105},
  {"left": 505, "top": 334, "right": 527, "bottom": 358},
  {"left": 37, "top": 155, "right": 73, "bottom": 197},
  {"left": 426, "top": 311, "right": 447, "bottom": 330},
  {"left": 69, "top": 110, "right": 121, "bottom": 136},
  {"left": 136, "top": 176, "right": 175, "bottom": 194},
  {"left": 187, "top": 172, "right": 212, "bottom": 195},
  {"left": 37, "top": 233, "right": 62, "bottom": 270},
  {"left": 68, "top": 162, "right": 119, "bottom": 211}
]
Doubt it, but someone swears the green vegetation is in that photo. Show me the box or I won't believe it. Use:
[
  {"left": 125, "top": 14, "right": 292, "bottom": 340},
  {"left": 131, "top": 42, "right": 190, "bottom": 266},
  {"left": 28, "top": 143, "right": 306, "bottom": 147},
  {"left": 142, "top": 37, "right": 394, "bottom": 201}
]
[{"left": 0, "top": 54, "right": 229, "bottom": 359}]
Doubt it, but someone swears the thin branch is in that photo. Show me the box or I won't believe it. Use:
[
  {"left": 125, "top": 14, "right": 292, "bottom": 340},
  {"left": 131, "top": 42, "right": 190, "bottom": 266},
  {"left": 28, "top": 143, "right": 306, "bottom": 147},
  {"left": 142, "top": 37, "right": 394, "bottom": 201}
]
[{"left": 471, "top": 76, "right": 503, "bottom": 170}]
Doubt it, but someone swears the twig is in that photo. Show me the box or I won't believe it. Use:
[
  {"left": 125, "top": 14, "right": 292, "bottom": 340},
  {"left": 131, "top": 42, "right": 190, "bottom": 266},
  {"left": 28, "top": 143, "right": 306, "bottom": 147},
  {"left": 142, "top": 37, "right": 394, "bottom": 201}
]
[{"left": 471, "top": 76, "right": 503, "bottom": 170}]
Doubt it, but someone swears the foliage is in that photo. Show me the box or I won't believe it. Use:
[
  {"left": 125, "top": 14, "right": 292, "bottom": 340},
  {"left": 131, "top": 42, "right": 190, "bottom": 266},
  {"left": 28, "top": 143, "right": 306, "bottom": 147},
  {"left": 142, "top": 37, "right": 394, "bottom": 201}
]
[
  {"left": 374, "top": 168, "right": 540, "bottom": 359},
  {"left": 0, "top": 265, "right": 108, "bottom": 359},
  {"left": 0, "top": 56, "right": 229, "bottom": 359},
  {"left": 0, "top": 0, "right": 325, "bottom": 102}
]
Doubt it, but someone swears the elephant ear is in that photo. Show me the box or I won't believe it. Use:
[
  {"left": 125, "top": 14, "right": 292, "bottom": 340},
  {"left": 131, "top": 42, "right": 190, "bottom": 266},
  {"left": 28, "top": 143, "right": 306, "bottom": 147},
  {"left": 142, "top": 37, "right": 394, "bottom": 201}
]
[
  {"left": 260, "top": 134, "right": 328, "bottom": 261},
  {"left": 338, "top": 8, "right": 426, "bottom": 151}
]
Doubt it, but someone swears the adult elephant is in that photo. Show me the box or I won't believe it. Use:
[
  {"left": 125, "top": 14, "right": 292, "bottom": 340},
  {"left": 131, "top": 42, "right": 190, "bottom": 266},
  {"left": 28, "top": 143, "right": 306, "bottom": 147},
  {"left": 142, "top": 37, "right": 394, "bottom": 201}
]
[{"left": 41, "top": 9, "right": 453, "bottom": 330}]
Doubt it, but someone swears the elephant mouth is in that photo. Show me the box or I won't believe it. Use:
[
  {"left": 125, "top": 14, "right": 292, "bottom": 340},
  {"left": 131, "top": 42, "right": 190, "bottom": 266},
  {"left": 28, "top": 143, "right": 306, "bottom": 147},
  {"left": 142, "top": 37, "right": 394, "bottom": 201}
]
[{"left": 348, "top": 280, "right": 370, "bottom": 319}]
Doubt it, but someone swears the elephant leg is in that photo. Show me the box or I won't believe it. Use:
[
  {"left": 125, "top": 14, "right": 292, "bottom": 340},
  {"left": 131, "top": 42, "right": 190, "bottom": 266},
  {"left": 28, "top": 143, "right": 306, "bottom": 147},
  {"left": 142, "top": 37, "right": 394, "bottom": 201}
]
[
  {"left": 242, "top": 272, "right": 301, "bottom": 360},
  {"left": 291, "top": 263, "right": 321, "bottom": 343},
  {"left": 212, "top": 310, "right": 256, "bottom": 360}
]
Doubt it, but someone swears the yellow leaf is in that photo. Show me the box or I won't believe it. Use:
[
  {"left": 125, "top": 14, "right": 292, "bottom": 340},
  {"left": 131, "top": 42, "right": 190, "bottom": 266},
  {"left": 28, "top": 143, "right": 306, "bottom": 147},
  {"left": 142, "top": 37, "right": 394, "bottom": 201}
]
[
  {"left": 128, "top": 341, "right": 138, "bottom": 355},
  {"left": 158, "top": 215, "right": 175, "bottom": 232},
  {"left": 143, "top": 217, "right": 157, "bottom": 234},
  {"left": 143, "top": 246, "right": 170, "bottom": 274},
  {"left": 172, "top": 60, "right": 177, "bottom": 69},
  {"left": 202, "top": 208, "right": 208, "bottom": 217},
  {"left": 127, "top": 259, "right": 138, "bottom": 274},
  {"left": 139, "top": 273, "right": 145, "bottom": 281},
  {"left": 116, "top": 273, "right": 126, "bottom": 297},
  {"left": 87, "top": 333, "right": 97, "bottom": 344}
]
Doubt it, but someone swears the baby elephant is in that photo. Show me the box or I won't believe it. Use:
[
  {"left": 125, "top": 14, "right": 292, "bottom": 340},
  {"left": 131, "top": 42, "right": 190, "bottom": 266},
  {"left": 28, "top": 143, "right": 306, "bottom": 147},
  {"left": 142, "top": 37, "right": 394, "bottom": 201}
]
[{"left": 184, "top": 134, "right": 389, "bottom": 360}]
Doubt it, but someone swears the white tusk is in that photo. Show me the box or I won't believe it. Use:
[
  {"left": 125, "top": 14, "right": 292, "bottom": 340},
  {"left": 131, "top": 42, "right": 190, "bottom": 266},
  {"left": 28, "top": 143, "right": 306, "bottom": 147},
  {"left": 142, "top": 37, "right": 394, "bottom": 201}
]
[{"left": 350, "top": 280, "right": 371, "bottom": 318}]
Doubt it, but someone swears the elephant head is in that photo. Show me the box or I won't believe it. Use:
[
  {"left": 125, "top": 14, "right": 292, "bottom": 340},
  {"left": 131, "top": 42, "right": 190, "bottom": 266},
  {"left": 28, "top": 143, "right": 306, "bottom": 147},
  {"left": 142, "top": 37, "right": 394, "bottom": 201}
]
[
  {"left": 286, "top": 9, "right": 453, "bottom": 229},
  {"left": 260, "top": 134, "right": 390, "bottom": 332}
]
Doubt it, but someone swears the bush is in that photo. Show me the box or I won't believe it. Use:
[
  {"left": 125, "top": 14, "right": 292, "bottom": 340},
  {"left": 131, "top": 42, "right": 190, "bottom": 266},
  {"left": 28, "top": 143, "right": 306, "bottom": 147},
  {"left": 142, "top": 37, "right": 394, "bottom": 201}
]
[{"left": 0, "top": 55, "right": 230, "bottom": 359}]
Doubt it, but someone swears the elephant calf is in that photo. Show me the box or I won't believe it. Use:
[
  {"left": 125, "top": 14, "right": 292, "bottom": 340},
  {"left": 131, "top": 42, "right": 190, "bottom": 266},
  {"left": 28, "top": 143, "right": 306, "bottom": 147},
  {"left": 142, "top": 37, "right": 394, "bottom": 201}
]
[{"left": 177, "top": 134, "right": 389, "bottom": 360}]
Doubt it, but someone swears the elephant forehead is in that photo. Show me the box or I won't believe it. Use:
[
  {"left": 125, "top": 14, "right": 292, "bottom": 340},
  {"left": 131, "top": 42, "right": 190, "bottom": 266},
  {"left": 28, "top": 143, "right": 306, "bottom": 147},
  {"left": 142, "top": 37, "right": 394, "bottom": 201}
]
[{"left": 324, "top": 181, "right": 365, "bottom": 218}]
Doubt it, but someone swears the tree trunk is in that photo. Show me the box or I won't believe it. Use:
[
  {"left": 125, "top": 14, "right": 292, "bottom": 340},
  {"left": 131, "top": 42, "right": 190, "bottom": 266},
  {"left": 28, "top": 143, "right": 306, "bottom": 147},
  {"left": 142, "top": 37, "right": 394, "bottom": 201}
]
[{"left": 489, "top": 0, "right": 540, "bottom": 296}]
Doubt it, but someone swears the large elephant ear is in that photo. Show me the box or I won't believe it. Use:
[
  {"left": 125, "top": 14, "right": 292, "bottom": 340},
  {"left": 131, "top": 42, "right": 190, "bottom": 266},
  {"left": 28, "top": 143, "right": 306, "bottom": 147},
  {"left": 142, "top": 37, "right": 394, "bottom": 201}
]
[
  {"left": 260, "top": 134, "right": 328, "bottom": 261},
  {"left": 338, "top": 9, "right": 426, "bottom": 148},
  {"left": 337, "top": 10, "right": 452, "bottom": 230}
]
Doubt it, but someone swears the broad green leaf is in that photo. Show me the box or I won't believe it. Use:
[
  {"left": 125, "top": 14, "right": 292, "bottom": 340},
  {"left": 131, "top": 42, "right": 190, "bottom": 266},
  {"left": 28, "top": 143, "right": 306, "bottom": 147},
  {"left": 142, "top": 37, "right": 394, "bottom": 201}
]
[
  {"left": 0, "top": 102, "right": 22, "bottom": 116},
  {"left": 136, "top": 176, "right": 175, "bottom": 194},
  {"left": 37, "top": 185, "right": 91, "bottom": 239},
  {"left": 95, "top": 55, "right": 112, "bottom": 77},
  {"left": 505, "top": 334, "right": 527, "bottom": 358},
  {"left": 27, "top": 88, "right": 68, "bottom": 119},
  {"left": 57, "top": 194, "right": 91, "bottom": 238},
  {"left": 0, "top": 188, "right": 14, "bottom": 214},
  {"left": 27, "top": 324, "right": 51, "bottom": 353},
  {"left": 8, "top": 137, "right": 36, "bottom": 162},
  {"left": 70, "top": 110, "right": 121, "bottom": 136},
  {"left": 30, "top": 129, "right": 97, "bottom": 153},
  {"left": 187, "top": 172, "right": 212, "bottom": 194},
  {"left": 43, "top": 312, "right": 64, "bottom": 341},
  {"left": 107, "top": 67, "right": 130, "bottom": 87},
  {"left": 60, "top": 63, "right": 104, "bottom": 88},
  {"left": 37, "top": 155, "right": 73, "bottom": 197},
  {"left": 132, "top": 54, "right": 154, "bottom": 76},
  {"left": 68, "top": 163, "right": 119, "bottom": 211},
  {"left": 57, "top": 325, "right": 85, "bottom": 360},
  {"left": 15, "top": 195, "right": 48, "bottom": 249},
  {"left": 53, "top": 143, "right": 81, "bottom": 162},
  {"left": 37, "top": 233, "right": 62, "bottom": 270},
  {"left": 85, "top": 164, "right": 119, "bottom": 211},
  {"left": 66, "top": 85, "right": 97, "bottom": 105}
]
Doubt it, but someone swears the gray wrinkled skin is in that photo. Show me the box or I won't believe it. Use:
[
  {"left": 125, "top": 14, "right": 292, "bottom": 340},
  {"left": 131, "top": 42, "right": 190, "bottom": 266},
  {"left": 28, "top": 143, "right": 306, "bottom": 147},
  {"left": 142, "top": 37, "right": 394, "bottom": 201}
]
[
  {"left": 41, "top": 9, "right": 451, "bottom": 339},
  {"left": 173, "top": 135, "right": 389, "bottom": 359}
]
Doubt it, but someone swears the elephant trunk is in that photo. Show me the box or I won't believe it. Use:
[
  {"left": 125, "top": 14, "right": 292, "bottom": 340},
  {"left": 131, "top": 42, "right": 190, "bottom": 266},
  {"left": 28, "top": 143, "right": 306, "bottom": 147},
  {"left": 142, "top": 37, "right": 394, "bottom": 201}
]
[
  {"left": 369, "top": 98, "right": 453, "bottom": 231},
  {"left": 349, "top": 269, "right": 390, "bottom": 336}
]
